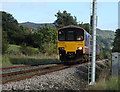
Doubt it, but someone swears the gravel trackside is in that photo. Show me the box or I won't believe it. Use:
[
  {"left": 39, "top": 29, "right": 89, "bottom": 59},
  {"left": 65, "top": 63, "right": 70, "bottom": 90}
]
[{"left": 2, "top": 61, "right": 107, "bottom": 91}]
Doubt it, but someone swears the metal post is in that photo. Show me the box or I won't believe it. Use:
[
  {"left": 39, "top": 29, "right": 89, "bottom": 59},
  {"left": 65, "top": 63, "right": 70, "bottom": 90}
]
[{"left": 91, "top": 0, "right": 97, "bottom": 85}]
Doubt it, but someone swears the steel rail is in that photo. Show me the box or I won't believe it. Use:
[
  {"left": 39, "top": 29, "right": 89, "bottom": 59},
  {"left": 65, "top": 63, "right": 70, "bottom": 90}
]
[
  {"left": 1, "top": 65, "right": 68, "bottom": 84},
  {"left": 0, "top": 64, "right": 64, "bottom": 77},
  {"left": 1, "top": 60, "right": 107, "bottom": 84}
]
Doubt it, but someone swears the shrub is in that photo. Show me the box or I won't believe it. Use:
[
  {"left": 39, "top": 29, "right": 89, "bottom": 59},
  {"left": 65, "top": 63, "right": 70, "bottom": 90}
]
[
  {"left": 2, "top": 40, "right": 9, "bottom": 55},
  {"left": 2, "top": 56, "right": 12, "bottom": 66},
  {"left": 2, "top": 31, "right": 9, "bottom": 55},
  {"left": 42, "top": 43, "right": 57, "bottom": 55},
  {"left": 20, "top": 45, "right": 40, "bottom": 56},
  {"left": 7, "top": 44, "right": 21, "bottom": 55}
]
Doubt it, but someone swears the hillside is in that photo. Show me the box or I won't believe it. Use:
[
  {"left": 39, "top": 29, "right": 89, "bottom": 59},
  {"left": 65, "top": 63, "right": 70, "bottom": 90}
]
[
  {"left": 96, "top": 28, "right": 115, "bottom": 50},
  {"left": 19, "top": 22, "right": 55, "bottom": 30}
]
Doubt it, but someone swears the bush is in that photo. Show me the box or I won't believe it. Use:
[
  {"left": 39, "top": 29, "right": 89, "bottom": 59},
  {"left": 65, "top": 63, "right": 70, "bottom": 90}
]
[
  {"left": 20, "top": 45, "right": 40, "bottom": 56},
  {"left": 2, "top": 31, "right": 9, "bottom": 55},
  {"left": 7, "top": 44, "right": 21, "bottom": 55},
  {"left": 2, "top": 56, "right": 12, "bottom": 66},
  {"left": 41, "top": 43, "right": 57, "bottom": 55},
  {"left": 2, "top": 40, "right": 9, "bottom": 55}
]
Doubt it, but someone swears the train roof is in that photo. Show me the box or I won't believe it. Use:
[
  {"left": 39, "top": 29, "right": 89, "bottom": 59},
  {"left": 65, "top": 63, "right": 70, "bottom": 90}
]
[
  {"left": 58, "top": 25, "right": 85, "bottom": 30},
  {"left": 64, "top": 25, "right": 80, "bottom": 28}
]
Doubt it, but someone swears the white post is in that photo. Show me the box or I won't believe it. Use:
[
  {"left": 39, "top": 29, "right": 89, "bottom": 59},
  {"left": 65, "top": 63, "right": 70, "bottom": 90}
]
[{"left": 91, "top": 0, "right": 97, "bottom": 85}]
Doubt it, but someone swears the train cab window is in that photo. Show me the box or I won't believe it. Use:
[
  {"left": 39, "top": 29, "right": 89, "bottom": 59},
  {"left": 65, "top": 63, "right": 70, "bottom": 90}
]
[
  {"left": 75, "top": 29, "right": 84, "bottom": 41},
  {"left": 76, "top": 35, "right": 83, "bottom": 41},
  {"left": 58, "top": 30, "right": 65, "bottom": 41},
  {"left": 67, "top": 30, "right": 74, "bottom": 41},
  {"left": 58, "top": 28, "right": 84, "bottom": 41}
]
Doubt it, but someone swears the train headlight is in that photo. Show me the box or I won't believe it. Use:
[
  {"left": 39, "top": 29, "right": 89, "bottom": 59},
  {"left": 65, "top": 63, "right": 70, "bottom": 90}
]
[
  {"left": 59, "top": 47, "right": 64, "bottom": 50},
  {"left": 78, "top": 47, "right": 83, "bottom": 50}
]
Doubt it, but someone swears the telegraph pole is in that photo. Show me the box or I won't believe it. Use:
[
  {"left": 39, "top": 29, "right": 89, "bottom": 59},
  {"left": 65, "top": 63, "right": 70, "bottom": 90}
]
[{"left": 91, "top": 0, "right": 97, "bottom": 85}]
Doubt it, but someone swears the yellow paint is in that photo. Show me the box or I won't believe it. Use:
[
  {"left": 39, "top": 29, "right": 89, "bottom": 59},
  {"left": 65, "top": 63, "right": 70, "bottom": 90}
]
[{"left": 58, "top": 41, "right": 85, "bottom": 54}]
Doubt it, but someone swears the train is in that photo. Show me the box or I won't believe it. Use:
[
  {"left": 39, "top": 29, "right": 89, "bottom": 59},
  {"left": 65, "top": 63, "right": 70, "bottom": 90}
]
[{"left": 57, "top": 25, "right": 100, "bottom": 63}]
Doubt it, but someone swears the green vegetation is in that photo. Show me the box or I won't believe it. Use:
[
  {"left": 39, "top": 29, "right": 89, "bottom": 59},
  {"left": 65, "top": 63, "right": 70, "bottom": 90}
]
[
  {"left": 97, "top": 29, "right": 115, "bottom": 59},
  {"left": 6, "top": 55, "right": 60, "bottom": 65},
  {"left": 88, "top": 77, "right": 119, "bottom": 90},
  {"left": 87, "top": 61, "right": 119, "bottom": 90},
  {"left": 2, "top": 30, "right": 9, "bottom": 54},
  {"left": 2, "top": 56, "right": 12, "bottom": 66},
  {"left": 20, "top": 45, "right": 40, "bottom": 56},
  {"left": 105, "top": 77, "right": 119, "bottom": 90},
  {"left": 2, "top": 44, "right": 60, "bottom": 66},
  {"left": 54, "top": 10, "right": 77, "bottom": 28},
  {"left": 112, "top": 29, "right": 120, "bottom": 52},
  {"left": 2, "top": 55, "right": 60, "bottom": 66},
  {"left": 1, "top": 10, "right": 115, "bottom": 66},
  {"left": 0, "top": 55, "right": 2, "bottom": 66},
  {"left": 6, "top": 44, "right": 40, "bottom": 56},
  {"left": 2, "top": 11, "right": 58, "bottom": 55}
]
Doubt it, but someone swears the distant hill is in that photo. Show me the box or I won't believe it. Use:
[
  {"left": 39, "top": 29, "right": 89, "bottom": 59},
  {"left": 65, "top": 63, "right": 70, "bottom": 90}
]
[
  {"left": 96, "top": 28, "right": 115, "bottom": 50},
  {"left": 19, "top": 22, "right": 55, "bottom": 30},
  {"left": 96, "top": 28, "right": 115, "bottom": 39}
]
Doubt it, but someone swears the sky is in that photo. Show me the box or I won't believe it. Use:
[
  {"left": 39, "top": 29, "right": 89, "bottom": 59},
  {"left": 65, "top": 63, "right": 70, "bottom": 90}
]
[
  {"left": 118, "top": 2, "right": 120, "bottom": 29},
  {"left": 1, "top": 0, "right": 119, "bottom": 31}
]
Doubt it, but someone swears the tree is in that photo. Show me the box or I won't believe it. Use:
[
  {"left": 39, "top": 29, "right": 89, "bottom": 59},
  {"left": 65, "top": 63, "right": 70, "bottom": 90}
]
[
  {"left": 54, "top": 10, "right": 77, "bottom": 28},
  {"left": 32, "top": 25, "right": 57, "bottom": 54},
  {"left": 2, "top": 11, "right": 20, "bottom": 44},
  {"left": 112, "top": 29, "right": 120, "bottom": 52},
  {"left": 2, "top": 11, "right": 33, "bottom": 45},
  {"left": 78, "top": 23, "right": 91, "bottom": 33}
]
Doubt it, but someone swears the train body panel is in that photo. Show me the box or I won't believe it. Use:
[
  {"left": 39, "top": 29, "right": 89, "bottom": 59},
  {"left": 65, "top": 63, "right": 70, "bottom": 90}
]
[{"left": 58, "top": 41, "right": 85, "bottom": 54}]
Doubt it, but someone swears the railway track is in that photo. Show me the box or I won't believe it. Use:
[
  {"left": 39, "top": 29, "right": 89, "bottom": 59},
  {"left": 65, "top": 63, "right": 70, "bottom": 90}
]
[
  {"left": 1, "top": 59, "right": 107, "bottom": 85},
  {"left": 1, "top": 64, "right": 69, "bottom": 84},
  {"left": 0, "top": 62, "right": 63, "bottom": 70}
]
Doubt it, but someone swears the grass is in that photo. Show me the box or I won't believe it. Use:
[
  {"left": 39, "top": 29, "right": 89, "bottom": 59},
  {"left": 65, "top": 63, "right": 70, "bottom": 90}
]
[
  {"left": 2, "top": 55, "right": 60, "bottom": 66},
  {"left": 7, "top": 44, "right": 40, "bottom": 55},
  {"left": 8, "top": 55, "right": 60, "bottom": 65},
  {"left": 2, "top": 44, "right": 60, "bottom": 66},
  {"left": 105, "top": 77, "right": 119, "bottom": 90},
  {"left": 7, "top": 44, "right": 21, "bottom": 55},
  {"left": 87, "top": 77, "right": 119, "bottom": 90},
  {"left": 86, "top": 60, "right": 119, "bottom": 90},
  {"left": 8, "top": 44, "right": 20, "bottom": 52},
  {"left": 0, "top": 55, "right": 2, "bottom": 66},
  {"left": 2, "top": 56, "right": 12, "bottom": 66}
]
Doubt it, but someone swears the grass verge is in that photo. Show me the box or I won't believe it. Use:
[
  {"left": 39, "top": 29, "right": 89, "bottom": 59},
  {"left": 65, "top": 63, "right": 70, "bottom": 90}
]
[
  {"left": 2, "top": 55, "right": 60, "bottom": 66},
  {"left": 2, "top": 56, "right": 12, "bottom": 66},
  {"left": 86, "top": 61, "right": 119, "bottom": 90}
]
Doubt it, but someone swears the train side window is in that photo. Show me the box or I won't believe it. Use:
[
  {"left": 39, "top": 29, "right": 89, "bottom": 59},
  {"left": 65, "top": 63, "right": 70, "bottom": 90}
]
[{"left": 85, "top": 34, "right": 88, "bottom": 46}]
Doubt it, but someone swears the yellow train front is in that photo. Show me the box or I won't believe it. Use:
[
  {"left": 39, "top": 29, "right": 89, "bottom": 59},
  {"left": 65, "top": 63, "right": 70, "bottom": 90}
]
[{"left": 58, "top": 25, "right": 91, "bottom": 63}]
